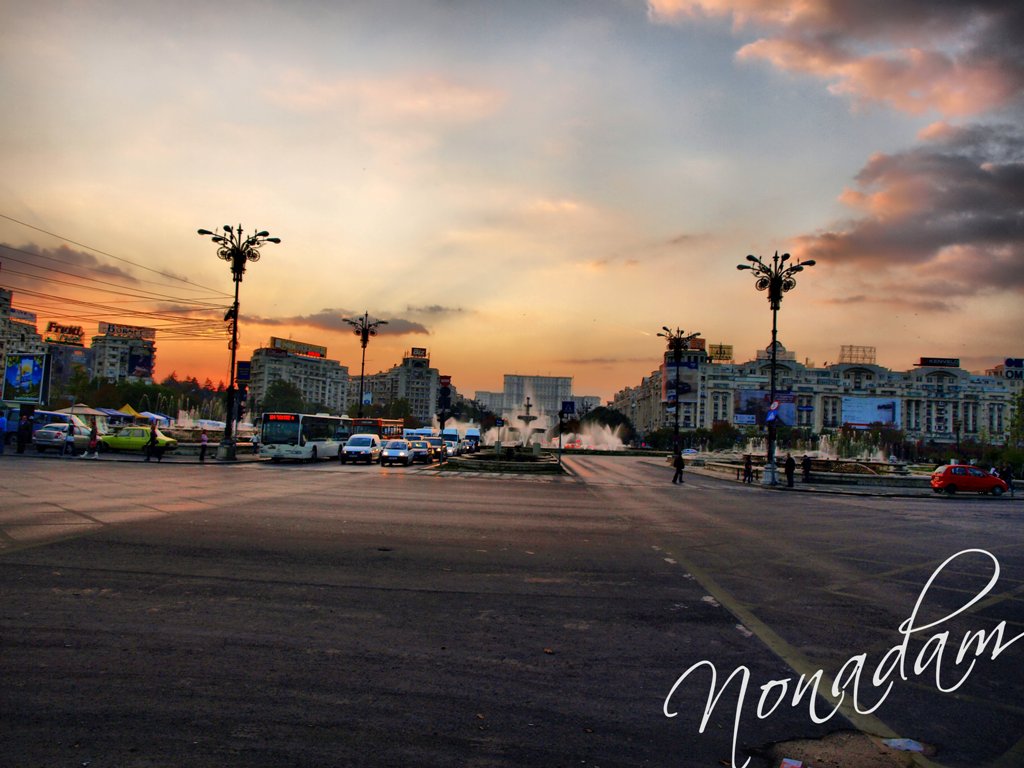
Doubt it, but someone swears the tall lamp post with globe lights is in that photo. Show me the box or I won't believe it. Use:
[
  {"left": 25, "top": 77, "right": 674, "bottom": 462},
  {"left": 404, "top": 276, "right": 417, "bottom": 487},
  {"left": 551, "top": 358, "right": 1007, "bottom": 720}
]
[
  {"left": 736, "top": 251, "right": 815, "bottom": 485},
  {"left": 197, "top": 224, "right": 280, "bottom": 459},
  {"left": 657, "top": 326, "right": 700, "bottom": 453},
  {"left": 343, "top": 312, "right": 388, "bottom": 418}
]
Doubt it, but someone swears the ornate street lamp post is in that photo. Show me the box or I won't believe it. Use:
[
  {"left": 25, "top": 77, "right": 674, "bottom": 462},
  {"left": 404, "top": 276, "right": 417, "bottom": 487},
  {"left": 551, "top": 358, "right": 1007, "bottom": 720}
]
[
  {"left": 343, "top": 312, "right": 388, "bottom": 418},
  {"left": 197, "top": 224, "right": 280, "bottom": 459},
  {"left": 736, "top": 251, "right": 815, "bottom": 485},
  {"left": 657, "top": 327, "right": 700, "bottom": 453}
]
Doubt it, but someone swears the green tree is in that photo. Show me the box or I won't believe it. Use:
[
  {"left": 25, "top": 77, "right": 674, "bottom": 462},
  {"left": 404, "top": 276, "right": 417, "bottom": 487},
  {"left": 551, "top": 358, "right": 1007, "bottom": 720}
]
[
  {"left": 1009, "top": 388, "right": 1024, "bottom": 449},
  {"left": 261, "top": 380, "right": 305, "bottom": 414}
]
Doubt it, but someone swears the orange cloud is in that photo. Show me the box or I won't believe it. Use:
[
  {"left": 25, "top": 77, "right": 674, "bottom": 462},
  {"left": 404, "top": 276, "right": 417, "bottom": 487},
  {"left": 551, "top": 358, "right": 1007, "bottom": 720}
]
[
  {"left": 792, "top": 122, "right": 1024, "bottom": 297},
  {"left": 649, "top": 1, "right": 1024, "bottom": 117}
]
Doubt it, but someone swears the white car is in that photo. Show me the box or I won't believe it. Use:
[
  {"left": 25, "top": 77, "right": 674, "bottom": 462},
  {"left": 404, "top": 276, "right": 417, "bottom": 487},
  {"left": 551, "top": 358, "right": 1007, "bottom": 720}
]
[
  {"left": 381, "top": 440, "right": 413, "bottom": 466},
  {"left": 340, "top": 434, "right": 382, "bottom": 464}
]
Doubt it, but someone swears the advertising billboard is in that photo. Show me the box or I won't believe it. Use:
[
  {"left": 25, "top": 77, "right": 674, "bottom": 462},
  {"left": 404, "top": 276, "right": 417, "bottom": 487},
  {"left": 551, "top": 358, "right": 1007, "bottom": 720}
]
[
  {"left": 707, "top": 344, "right": 734, "bottom": 362},
  {"left": 10, "top": 308, "right": 37, "bottom": 325},
  {"left": 98, "top": 322, "right": 156, "bottom": 340},
  {"left": 270, "top": 336, "right": 327, "bottom": 358},
  {"left": 128, "top": 352, "right": 154, "bottom": 379},
  {"left": 733, "top": 389, "right": 796, "bottom": 426},
  {"left": 917, "top": 357, "right": 959, "bottom": 368},
  {"left": 2, "top": 353, "right": 48, "bottom": 404},
  {"left": 45, "top": 321, "right": 85, "bottom": 346},
  {"left": 841, "top": 397, "right": 900, "bottom": 429},
  {"left": 661, "top": 360, "right": 699, "bottom": 403}
]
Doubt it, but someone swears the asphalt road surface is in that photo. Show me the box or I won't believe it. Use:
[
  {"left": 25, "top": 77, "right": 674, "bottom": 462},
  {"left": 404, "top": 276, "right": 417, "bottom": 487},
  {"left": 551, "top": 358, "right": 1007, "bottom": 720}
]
[{"left": 1, "top": 454, "right": 1021, "bottom": 768}]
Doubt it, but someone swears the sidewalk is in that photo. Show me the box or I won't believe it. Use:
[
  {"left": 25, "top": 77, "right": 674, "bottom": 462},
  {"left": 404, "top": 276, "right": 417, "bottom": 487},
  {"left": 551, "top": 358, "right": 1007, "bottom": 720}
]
[
  {"left": 686, "top": 463, "right": 1021, "bottom": 501},
  {"left": 2, "top": 448, "right": 266, "bottom": 465}
]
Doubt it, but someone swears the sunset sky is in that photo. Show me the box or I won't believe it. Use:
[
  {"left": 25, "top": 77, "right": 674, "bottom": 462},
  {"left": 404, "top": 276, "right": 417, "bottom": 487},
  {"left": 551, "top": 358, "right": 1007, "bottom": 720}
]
[{"left": 1, "top": 1, "right": 1022, "bottom": 401}]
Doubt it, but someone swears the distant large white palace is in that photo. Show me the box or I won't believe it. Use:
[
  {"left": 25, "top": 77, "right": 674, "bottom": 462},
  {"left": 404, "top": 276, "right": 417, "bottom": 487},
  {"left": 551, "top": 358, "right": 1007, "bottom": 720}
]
[{"left": 610, "top": 342, "right": 1022, "bottom": 445}]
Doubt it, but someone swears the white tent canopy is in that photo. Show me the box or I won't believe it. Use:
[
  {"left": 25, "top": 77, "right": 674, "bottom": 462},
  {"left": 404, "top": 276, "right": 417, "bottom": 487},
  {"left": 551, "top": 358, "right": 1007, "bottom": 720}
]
[{"left": 56, "top": 404, "right": 107, "bottom": 416}]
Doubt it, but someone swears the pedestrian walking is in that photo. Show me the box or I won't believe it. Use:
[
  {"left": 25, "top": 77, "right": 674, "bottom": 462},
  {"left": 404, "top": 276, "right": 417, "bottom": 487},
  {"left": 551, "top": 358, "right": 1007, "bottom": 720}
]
[
  {"left": 16, "top": 416, "right": 31, "bottom": 454},
  {"left": 62, "top": 424, "right": 76, "bottom": 457},
  {"left": 145, "top": 421, "right": 158, "bottom": 462},
  {"left": 250, "top": 432, "right": 260, "bottom": 455},
  {"left": 1002, "top": 465, "right": 1015, "bottom": 498},
  {"left": 784, "top": 453, "right": 796, "bottom": 488},
  {"left": 87, "top": 420, "right": 99, "bottom": 458},
  {"left": 742, "top": 454, "right": 754, "bottom": 484},
  {"left": 0, "top": 410, "right": 7, "bottom": 456},
  {"left": 801, "top": 454, "right": 812, "bottom": 483},
  {"left": 199, "top": 429, "right": 208, "bottom": 463},
  {"left": 671, "top": 451, "right": 685, "bottom": 484}
]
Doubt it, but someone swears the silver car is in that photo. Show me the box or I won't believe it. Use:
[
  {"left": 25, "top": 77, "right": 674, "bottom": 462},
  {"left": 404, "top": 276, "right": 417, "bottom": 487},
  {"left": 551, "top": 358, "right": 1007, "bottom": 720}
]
[
  {"left": 340, "top": 434, "right": 382, "bottom": 464},
  {"left": 381, "top": 440, "right": 414, "bottom": 466},
  {"left": 33, "top": 423, "right": 89, "bottom": 453}
]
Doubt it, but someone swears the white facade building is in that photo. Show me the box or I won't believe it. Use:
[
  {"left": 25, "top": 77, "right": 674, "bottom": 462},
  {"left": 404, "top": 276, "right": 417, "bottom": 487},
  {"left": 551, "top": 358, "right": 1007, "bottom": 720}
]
[{"left": 611, "top": 343, "right": 1023, "bottom": 445}]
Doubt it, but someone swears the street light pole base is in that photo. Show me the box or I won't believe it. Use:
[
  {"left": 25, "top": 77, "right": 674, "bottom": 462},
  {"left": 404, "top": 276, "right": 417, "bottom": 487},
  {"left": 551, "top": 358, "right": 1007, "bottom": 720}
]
[
  {"left": 217, "top": 440, "right": 237, "bottom": 461},
  {"left": 761, "top": 462, "right": 779, "bottom": 486}
]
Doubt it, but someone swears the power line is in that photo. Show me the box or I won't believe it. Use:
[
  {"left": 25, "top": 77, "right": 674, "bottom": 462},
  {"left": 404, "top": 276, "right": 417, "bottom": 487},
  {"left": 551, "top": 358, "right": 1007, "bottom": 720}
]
[
  {"left": 0, "top": 248, "right": 227, "bottom": 308},
  {"left": 0, "top": 212, "right": 231, "bottom": 297}
]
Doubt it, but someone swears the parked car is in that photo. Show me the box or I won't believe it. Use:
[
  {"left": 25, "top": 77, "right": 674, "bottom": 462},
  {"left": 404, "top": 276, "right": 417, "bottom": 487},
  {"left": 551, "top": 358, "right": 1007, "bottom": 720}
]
[
  {"left": 930, "top": 465, "right": 1008, "bottom": 496},
  {"left": 381, "top": 440, "right": 414, "bottom": 467},
  {"left": 33, "top": 423, "right": 89, "bottom": 453},
  {"left": 340, "top": 434, "right": 382, "bottom": 464},
  {"left": 407, "top": 440, "right": 432, "bottom": 464},
  {"left": 99, "top": 425, "right": 178, "bottom": 456}
]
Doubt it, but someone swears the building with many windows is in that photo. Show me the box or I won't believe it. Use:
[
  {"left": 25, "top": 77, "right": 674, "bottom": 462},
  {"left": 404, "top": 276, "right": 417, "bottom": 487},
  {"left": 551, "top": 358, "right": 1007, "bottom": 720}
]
[
  {"left": 0, "top": 288, "right": 46, "bottom": 362},
  {"left": 248, "top": 337, "right": 349, "bottom": 417},
  {"left": 610, "top": 343, "right": 1023, "bottom": 445},
  {"left": 355, "top": 348, "right": 440, "bottom": 425},
  {"left": 90, "top": 322, "right": 157, "bottom": 384}
]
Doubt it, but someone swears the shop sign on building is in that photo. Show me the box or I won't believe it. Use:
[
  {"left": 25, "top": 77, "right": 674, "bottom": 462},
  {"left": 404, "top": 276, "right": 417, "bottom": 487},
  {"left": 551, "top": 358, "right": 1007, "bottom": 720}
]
[
  {"left": 98, "top": 322, "right": 156, "bottom": 340},
  {"left": 45, "top": 321, "right": 85, "bottom": 346},
  {"left": 270, "top": 336, "right": 327, "bottom": 358}
]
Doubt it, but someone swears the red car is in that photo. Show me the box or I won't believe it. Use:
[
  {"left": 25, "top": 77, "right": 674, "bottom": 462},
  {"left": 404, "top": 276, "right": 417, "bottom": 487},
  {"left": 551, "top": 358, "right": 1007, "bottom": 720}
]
[{"left": 930, "top": 465, "right": 1008, "bottom": 496}]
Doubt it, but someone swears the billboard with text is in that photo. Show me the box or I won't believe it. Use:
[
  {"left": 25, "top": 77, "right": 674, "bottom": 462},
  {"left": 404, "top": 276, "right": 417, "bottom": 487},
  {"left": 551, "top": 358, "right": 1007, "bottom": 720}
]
[
  {"left": 2, "top": 353, "right": 48, "bottom": 404},
  {"left": 841, "top": 397, "right": 900, "bottom": 429},
  {"left": 733, "top": 389, "right": 796, "bottom": 427}
]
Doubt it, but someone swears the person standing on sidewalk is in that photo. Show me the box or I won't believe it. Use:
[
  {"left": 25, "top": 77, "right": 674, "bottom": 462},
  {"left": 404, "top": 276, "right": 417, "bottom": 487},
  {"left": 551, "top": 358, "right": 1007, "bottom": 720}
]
[
  {"left": 1002, "top": 465, "right": 1015, "bottom": 498},
  {"left": 671, "top": 451, "right": 685, "bottom": 485},
  {"left": 742, "top": 454, "right": 754, "bottom": 484},
  {"left": 801, "top": 454, "right": 812, "bottom": 483},
  {"left": 145, "top": 421, "right": 158, "bottom": 462},
  {"left": 86, "top": 420, "right": 99, "bottom": 458},
  {"left": 16, "top": 416, "right": 31, "bottom": 454},
  {"left": 784, "top": 453, "right": 796, "bottom": 488},
  {"left": 62, "top": 424, "right": 76, "bottom": 457},
  {"left": 199, "top": 429, "right": 208, "bottom": 463}
]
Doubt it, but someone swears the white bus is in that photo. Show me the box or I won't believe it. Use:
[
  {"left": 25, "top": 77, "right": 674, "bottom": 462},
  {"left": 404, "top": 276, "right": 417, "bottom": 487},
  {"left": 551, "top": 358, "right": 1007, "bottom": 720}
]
[{"left": 259, "top": 412, "right": 352, "bottom": 462}]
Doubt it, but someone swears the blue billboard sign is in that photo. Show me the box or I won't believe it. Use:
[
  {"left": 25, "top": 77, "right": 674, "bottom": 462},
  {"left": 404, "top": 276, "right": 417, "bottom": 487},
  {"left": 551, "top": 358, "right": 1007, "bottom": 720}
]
[{"left": 2, "top": 353, "right": 48, "bottom": 404}]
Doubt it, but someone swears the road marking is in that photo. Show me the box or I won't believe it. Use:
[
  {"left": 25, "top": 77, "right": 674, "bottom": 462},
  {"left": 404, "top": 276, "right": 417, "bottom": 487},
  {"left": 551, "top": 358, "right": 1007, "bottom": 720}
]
[{"left": 655, "top": 547, "right": 947, "bottom": 768}]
